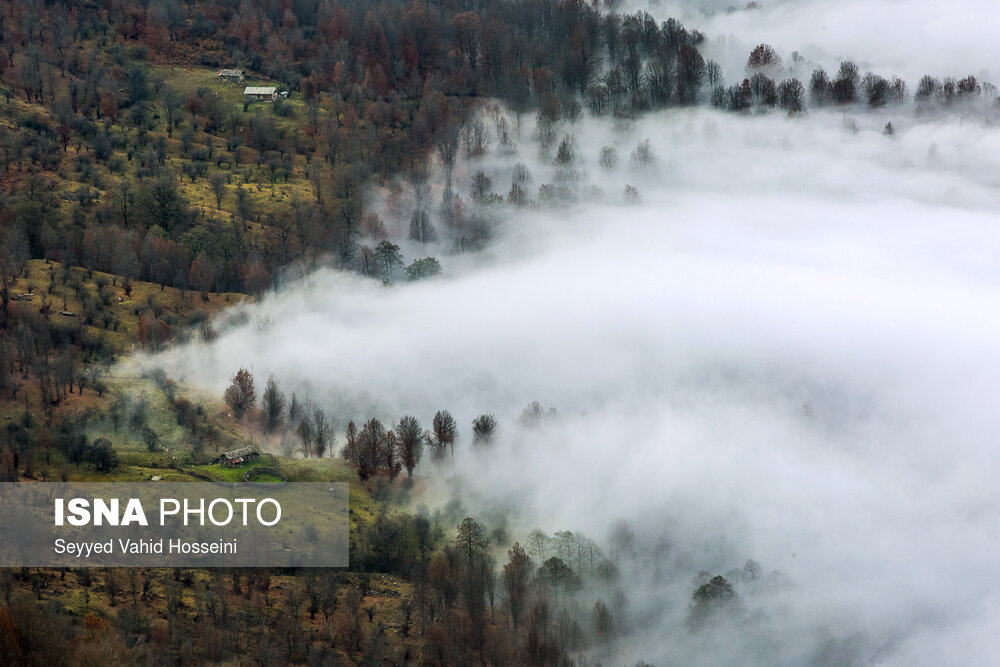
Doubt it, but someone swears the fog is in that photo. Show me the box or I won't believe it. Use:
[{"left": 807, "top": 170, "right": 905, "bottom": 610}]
[
  {"left": 143, "top": 103, "right": 1000, "bottom": 665},
  {"left": 630, "top": 0, "right": 1000, "bottom": 84}
]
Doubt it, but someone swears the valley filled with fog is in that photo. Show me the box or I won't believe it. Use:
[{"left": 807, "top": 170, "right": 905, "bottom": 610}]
[
  {"left": 9, "top": 0, "right": 1000, "bottom": 662},
  {"left": 144, "top": 7, "right": 1000, "bottom": 664},
  {"left": 148, "top": 105, "right": 1000, "bottom": 664}
]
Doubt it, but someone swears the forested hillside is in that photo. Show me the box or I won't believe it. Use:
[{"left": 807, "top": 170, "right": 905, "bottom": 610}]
[{"left": 0, "top": 0, "right": 713, "bottom": 489}]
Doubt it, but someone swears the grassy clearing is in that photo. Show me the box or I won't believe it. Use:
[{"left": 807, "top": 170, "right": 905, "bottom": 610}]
[
  {"left": 185, "top": 453, "right": 393, "bottom": 532},
  {"left": 155, "top": 65, "right": 320, "bottom": 218}
]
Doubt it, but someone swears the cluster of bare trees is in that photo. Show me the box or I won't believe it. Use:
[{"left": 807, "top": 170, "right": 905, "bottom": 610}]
[
  {"left": 406, "top": 516, "right": 643, "bottom": 665},
  {"left": 0, "top": 259, "right": 134, "bottom": 477},
  {"left": 223, "top": 369, "right": 503, "bottom": 478},
  {"left": 913, "top": 74, "right": 989, "bottom": 109},
  {"left": 579, "top": 15, "right": 708, "bottom": 118},
  {"left": 705, "top": 43, "right": 994, "bottom": 117},
  {"left": 340, "top": 408, "right": 501, "bottom": 481},
  {"left": 223, "top": 369, "right": 335, "bottom": 459}
]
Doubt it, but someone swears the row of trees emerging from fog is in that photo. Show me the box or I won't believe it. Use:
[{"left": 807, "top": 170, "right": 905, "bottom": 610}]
[
  {"left": 708, "top": 44, "right": 990, "bottom": 114},
  {"left": 224, "top": 367, "right": 499, "bottom": 479}
]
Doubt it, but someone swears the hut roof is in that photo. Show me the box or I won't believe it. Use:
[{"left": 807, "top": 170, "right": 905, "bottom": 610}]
[{"left": 222, "top": 446, "right": 257, "bottom": 460}]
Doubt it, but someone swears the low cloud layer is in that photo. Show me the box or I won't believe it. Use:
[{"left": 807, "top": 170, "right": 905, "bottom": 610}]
[
  {"left": 147, "top": 107, "right": 1000, "bottom": 664},
  {"left": 632, "top": 0, "right": 1000, "bottom": 84}
]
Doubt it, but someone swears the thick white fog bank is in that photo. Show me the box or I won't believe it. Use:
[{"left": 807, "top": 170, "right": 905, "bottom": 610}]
[
  {"left": 631, "top": 0, "right": 1000, "bottom": 83},
  {"left": 148, "top": 109, "right": 1000, "bottom": 665}
]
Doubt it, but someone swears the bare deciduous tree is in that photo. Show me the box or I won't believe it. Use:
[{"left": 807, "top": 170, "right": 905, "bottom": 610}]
[
  {"left": 472, "top": 414, "right": 498, "bottom": 446},
  {"left": 310, "top": 408, "right": 331, "bottom": 458},
  {"left": 502, "top": 542, "right": 532, "bottom": 630},
  {"left": 209, "top": 171, "right": 227, "bottom": 210},
  {"left": 224, "top": 368, "right": 256, "bottom": 419},
  {"left": 432, "top": 410, "right": 458, "bottom": 465},
  {"left": 409, "top": 210, "right": 436, "bottom": 244},
  {"left": 746, "top": 44, "right": 782, "bottom": 76},
  {"left": 396, "top": 415, "right": 424, "bottom": 480},
  {"left": 262, "top": 376, "right": 285, "bottom": 433}
]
